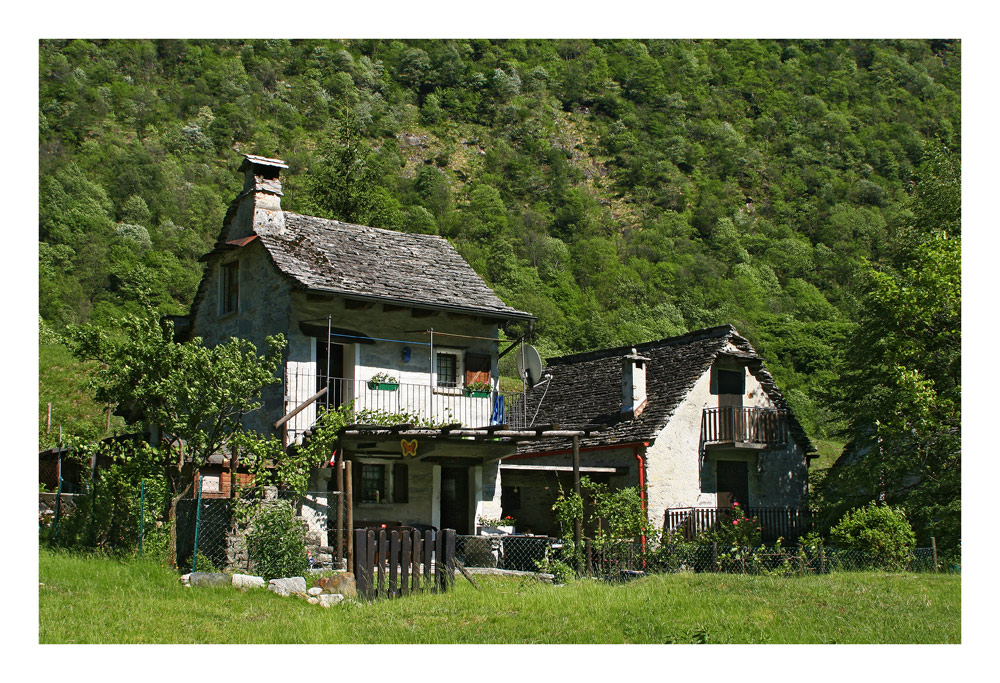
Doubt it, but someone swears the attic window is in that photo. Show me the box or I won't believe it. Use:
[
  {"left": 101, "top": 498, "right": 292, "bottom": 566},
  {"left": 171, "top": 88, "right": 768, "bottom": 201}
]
[
  {"left": 220, "top": 261, "right": 239, "bottom": 315},
  {"left": 718, "top": 369, "right": 745, "bottom": 394}
]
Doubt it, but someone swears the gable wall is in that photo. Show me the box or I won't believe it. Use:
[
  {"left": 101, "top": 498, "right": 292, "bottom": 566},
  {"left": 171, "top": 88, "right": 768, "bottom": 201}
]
[
  {"left": 190, "top": 242, "right": 293, "bottom": 437},
  {"left": 644, "top": 360, "right": 808, "bottom": 527}
]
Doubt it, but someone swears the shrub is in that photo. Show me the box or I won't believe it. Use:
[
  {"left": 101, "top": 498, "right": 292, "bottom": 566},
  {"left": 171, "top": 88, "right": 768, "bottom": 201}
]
[
  {"left": 244, "top": 500, "right": 309, "bottom": 581},
  {"left": 829, "top": 502, "right": 916, "bottom": 570}
]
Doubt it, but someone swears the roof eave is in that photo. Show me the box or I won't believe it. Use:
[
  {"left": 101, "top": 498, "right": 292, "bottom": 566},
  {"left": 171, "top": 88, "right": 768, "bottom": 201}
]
[{"left": 301, "top": 285, "right": 536, "bottom": 323}]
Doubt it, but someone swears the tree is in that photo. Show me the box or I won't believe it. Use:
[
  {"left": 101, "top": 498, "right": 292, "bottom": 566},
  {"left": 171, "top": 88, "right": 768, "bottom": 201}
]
[
  {"left": 71, "top": 309, "right": 285, "bottom": 564},
  {"left": 821, "top": 151, "right": 960, "bottom": 555},
  {"left": 302, "top": 108, "right": 382, "bottom": 224}
]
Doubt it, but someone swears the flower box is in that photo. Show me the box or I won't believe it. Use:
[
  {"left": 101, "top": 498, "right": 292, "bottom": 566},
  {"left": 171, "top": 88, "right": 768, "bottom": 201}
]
[
  {"left": 478, "top": 525, "right": 515, "bottom": 535},
  {"left": 368, "top": 381, "right": 399, "bottom": 391},
  {"left": 464, "top": 388, "right": 491, "bottom": 398}
]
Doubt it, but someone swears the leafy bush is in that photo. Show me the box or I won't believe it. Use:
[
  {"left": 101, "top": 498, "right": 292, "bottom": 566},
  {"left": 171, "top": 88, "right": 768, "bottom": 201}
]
[
  {"left": 829, "top": 502, "right": 915, "bottom": 570},
  {"left": 244, "top": 500, "right": 309, "bottom": 581}
]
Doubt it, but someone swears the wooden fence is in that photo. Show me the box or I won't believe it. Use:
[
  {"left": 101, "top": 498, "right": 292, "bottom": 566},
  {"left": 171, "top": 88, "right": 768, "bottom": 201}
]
[
  {"left": 353, "top": 528, "right": 456, "bottom": 600},
  {"left": 665, "top": 507, "right": 814, "bottom": 543}
]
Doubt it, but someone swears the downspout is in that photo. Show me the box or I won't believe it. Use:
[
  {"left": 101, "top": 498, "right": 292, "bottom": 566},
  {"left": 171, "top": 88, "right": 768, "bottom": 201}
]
[{"left": 635, "top": 443, "right": 649, "bottom": 559}]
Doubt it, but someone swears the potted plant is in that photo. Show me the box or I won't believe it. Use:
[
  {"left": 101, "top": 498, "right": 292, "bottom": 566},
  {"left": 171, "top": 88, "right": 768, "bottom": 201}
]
[
  {"left": 477, "top": 514, "right": 516, "bottom": 535},
  {"left": 367, "top": 372, "right": 399, "bottom": 391},
  {"left": 464, "top": 379, "right": 492, "bottom": 398}
]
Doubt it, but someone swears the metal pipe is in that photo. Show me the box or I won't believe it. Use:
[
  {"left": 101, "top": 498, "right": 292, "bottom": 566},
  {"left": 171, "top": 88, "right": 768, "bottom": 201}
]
[
  {"left": 326, "top": 315, "right": 332, "bottom": 411},
  {"left": 192, "top": 476, "right": 204, "bottom": 572}
]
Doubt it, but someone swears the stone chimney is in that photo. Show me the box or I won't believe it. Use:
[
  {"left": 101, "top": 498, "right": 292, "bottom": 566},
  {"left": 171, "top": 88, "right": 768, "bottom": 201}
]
[
  {"left": 230, "top": 154, "right": 288, "bottom": 239},
  {"left": 621, "top": 348, "right": 651, "bottom": 420}
]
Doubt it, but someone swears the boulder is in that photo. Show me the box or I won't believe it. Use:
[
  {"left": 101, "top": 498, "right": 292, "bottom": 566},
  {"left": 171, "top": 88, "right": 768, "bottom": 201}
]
[
  {"left": 307, "top": 597, "right": 320, "bottom": 605},
  {"left": 189, "top": 572, "right": 230, "bottom": 587},
  {"left": 318, "top": 593, "right": 345, "bottom": 607},
  {"left": 232, "top": 574, "right": 266, "bottom": 590},
  {"left": 268, "top": 576, "right": 307, "bottom": 596},
  {"left": 317, "top": 572, "right": 356, "bottom": 598},
  {"left": 307, "top": 586, "right": 323, "bottom": 596}
]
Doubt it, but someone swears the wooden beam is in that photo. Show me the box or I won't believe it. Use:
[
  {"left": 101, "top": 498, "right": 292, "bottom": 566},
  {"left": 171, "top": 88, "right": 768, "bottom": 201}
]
[{"left": 273, "top": 386, "right": 327, "bottom": 428}]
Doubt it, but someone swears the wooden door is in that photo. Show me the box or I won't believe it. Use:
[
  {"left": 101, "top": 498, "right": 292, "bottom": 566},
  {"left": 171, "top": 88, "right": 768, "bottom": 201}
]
[
  {"left": 717, "top": 368, "right": 744, "bottom": 441},
  {"left": 716, "top": 460, "right": 749, "bottom": 508},
  {"left": 439, "top": 467, "right": 470, "bottom": 534}
]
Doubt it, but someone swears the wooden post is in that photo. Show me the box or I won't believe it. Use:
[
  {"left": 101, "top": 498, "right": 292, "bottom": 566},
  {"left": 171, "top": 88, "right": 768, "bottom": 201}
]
[
  {"left": 445, "top": 529, "right": 456, "bottom": 591},
  {"left": 400, "top": 530, "right": 411, "bottom": 597},
  {"left": 931, "top": 537, "right": 939, "bottom": 572},
  {"left": 389, "top": 530, "right": 400, "bottom": 597},
  {"left": 345, "top": 461, "right": 354, "bottom": 574},
  {"left": 573, "top": 434, "right": 582, "bottom": 576},
  {"left": 336, "top": 452, "right": 344, "bottom": 565}
]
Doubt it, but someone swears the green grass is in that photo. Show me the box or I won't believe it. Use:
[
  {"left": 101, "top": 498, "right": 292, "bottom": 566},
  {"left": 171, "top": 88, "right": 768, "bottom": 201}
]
[{"left": 39, "top": 548, "right": 959, "bottom": 644}]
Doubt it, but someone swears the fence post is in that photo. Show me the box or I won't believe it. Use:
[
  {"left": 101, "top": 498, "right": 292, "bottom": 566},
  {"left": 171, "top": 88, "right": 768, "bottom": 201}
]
[
  {"left": 585, "top": 537, "right": 593, "bottom": 577},
  {"left": 819, "top": 544, "right": 826, "bottom": 574},
  {"left": 52, "top": 459, "right": 64, "bottom": 542},
  {"left": 712, "top": 541, "right": 718, "bottom": 570},
  {"left": 192, "top": 476, "right": 204, "bottom": 572},
  {"left": 345, "top": 461, "right": 353, "bottom": 574},
  {"left": 139, "top": 480, "right": 146, "bottom": 556},
  {"left": 931, "top": 537, "right": 939, "bottom": 572}
]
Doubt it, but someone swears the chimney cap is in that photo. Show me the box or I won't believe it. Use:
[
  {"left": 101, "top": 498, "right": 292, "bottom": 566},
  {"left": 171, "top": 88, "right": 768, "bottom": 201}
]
[
  {"left": 240, "top": 154, "right": 289, "bottom": 170},
  {"left": 624, "top": 347, "right": 650, "bottom": 362}
]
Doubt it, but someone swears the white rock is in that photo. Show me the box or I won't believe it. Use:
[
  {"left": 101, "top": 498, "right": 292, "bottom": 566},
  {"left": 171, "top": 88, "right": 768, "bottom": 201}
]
[
  {"left": 307, "top": 597, "right": 320, "bottom": 605},
  {"left": 318, "top": 593, "right": 345, "bottom": 607},
  {"left": 308, "top": 586, "right": 323, "bottom": 596},
  {"left": 268, "top": 576, "right": 307, "bottom": 596},
  {"left": 180, "top": 573, "right": 192, "bottom": 585},
  {"left": 232, "top": 574, "right": 266, "bottom": 589}
]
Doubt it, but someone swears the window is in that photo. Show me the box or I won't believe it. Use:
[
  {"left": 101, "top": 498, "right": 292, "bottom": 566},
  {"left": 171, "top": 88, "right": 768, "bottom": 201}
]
[
  {"left": 435, "top": 349, "right": 463, "bottom": 389},
  {"left": 360, "top": 463, "right": 386, "bottom": 504},
  {"left": 200, "top": 474, "right": 220, "bottom": 494},
  {"left": 717, "top": 368, "right": 745, "bottom": 395},
  {"left": 220, "top": 261, "right": 239, "bottom": 315},
  {"left": 356, "top": 462, "right": 408, "bottom": 504}
]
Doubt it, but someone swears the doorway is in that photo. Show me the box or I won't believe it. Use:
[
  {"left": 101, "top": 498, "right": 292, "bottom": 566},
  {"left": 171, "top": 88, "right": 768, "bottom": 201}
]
[
  {"left": 716, "top": 460, "right": 749, "bottom": 508},
  {"left": 317, "top": 340, "right": 346, "bottom": 409},
  {"left": 439, "top": 467, "right": 470, "bottom": 534}
]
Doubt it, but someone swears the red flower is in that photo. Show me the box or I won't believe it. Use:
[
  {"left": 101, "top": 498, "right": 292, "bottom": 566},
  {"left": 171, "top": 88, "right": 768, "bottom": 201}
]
[
  {"left": 733, "top": 520, "right": 739, "bottom": 525},
  {"left": 732, "top": 501, "right": 740, "bottom": 507}
]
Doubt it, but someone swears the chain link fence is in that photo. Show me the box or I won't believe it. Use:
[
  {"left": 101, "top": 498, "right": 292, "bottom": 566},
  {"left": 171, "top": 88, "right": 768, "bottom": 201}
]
[
  {"left": 176, "top": 486, "right": 349, "bottom": 574},
  {"left": 455, "top": 535, "right": 945, "bottom": 576}
]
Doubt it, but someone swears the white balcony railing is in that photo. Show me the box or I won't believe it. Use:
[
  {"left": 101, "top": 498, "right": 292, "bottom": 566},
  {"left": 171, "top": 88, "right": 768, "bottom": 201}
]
[{"left": 283, "top": 369, "right": 527, "bottom": 443}]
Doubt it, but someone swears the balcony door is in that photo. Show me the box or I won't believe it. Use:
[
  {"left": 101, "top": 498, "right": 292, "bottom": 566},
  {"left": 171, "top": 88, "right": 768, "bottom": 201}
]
[
  {"left": 317, "top": 339, "right": 347, "bottom": 409},
  {"left": 717, "top": 368, "right": 744, "bottom": 441}
]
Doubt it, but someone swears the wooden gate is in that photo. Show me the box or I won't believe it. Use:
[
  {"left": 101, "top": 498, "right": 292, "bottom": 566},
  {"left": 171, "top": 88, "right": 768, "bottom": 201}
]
[{"left": 353, "top": 528, "right": 456, "bottom": 600}]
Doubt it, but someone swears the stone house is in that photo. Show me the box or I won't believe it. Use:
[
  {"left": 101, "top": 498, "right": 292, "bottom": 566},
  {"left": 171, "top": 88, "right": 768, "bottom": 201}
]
[
  {"left": 504, "top": 325, "right": 816, "bottom": 541},
  {"left": 179, "top": 154, "right": 535, "bottom": 539}
]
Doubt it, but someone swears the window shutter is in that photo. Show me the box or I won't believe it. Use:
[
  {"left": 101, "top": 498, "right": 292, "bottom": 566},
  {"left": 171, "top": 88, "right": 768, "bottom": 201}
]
[
  {"left": 393, "top": 463, "right": 408, "bottom": 504},
  {"left": 465, "top": 352, "right": 491, "bottom": 386}
]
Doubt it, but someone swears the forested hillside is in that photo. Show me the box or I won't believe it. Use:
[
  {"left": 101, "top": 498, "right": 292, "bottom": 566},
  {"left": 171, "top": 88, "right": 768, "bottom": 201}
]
[{"left": 38, "top": 39, "right": 961, "bottom": 448}]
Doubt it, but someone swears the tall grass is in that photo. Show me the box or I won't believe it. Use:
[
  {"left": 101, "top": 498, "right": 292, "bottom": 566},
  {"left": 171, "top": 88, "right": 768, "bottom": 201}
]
[{"left": 39, "top": 548, "right": 959, "bottom": 644}]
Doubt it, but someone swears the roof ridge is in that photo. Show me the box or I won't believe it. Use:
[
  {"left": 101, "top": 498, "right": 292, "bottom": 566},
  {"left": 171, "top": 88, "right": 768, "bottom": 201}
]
[
  {"left": 283, "top": 211, "right": 447, "bottom": 242},
  {"left": 546, "top": 324, "right": 738, "bottom": 366}
]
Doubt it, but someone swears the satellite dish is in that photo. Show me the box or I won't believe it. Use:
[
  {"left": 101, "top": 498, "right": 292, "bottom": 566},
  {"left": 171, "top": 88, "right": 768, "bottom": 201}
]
[{"left": 516, "top": 344, "right": 544, "bottom": 387}]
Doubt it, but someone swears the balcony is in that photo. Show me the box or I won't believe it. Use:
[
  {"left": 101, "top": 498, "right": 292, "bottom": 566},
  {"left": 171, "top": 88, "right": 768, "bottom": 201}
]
[
  {"left": 283, "top": 371, "right": 528, "bottom": 442},
  {"left": 700, "top": 406, "right": 788, "bottom": 449}
]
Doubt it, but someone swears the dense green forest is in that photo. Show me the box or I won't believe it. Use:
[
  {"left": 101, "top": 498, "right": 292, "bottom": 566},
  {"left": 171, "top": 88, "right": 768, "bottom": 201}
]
[{"left": 38, "top": 39, "right": 960, "bottom": 459}]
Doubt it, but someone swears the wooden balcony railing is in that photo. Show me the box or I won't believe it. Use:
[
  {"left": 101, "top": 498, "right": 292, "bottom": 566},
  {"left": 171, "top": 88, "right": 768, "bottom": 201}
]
[
  {"left": 664, "top": 506, "right": 814, "bottom": 544},
  {"left": 701, "top": 406, "right": 788, "bottom": 447}
]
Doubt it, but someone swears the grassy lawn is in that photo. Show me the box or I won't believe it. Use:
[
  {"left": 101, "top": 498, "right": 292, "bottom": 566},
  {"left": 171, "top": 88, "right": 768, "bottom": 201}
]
[{"left": 38, "top": 548, "right": 960, "bottom": 644}]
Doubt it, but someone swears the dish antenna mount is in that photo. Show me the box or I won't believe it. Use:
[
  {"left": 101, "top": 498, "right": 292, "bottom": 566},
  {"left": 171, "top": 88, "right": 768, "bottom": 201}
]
[{"left": 516, "top": 344, "right": 544, "bottom": 387}]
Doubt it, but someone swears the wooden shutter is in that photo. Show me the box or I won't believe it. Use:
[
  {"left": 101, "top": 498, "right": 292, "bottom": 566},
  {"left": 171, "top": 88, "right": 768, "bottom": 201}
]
[
  {"left": 393, "top": 463, "right": 408, "bottom": 504},
  {"left": 465, "top": 352, "right": 491, "bottom": 386}
]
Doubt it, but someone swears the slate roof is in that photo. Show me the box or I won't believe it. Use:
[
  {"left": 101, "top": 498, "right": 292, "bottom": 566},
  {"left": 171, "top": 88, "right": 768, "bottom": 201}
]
[
  {"left": 251, "top": 212, "right": 532, "bottom": 320},
  {"left": 516, "top": 325, "right": 815, "bottom": 456}
]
